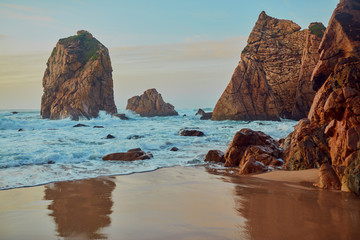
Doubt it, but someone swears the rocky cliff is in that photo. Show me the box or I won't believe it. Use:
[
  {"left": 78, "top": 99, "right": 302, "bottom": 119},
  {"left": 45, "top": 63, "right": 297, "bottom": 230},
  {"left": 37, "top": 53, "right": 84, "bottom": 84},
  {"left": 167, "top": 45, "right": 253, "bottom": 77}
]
[
  {"left": 126, "top": 88, "right": 178, "bottom": 117},
  {"left": 212, "top": 12, "right": 324, "bottom": 121},
  {"left": 41, "top": 30, "right": 117, "bottom": 120},
  {"left": 283, "top": 0, "right": 360, "bottom": 194}
]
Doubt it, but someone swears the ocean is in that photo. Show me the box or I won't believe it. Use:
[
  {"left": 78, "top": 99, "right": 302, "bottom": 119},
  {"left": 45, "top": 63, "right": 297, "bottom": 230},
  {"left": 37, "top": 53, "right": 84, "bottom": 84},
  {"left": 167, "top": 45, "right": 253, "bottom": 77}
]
[{"left": 0, "top": 109, "right": 296, "bottom": 190}]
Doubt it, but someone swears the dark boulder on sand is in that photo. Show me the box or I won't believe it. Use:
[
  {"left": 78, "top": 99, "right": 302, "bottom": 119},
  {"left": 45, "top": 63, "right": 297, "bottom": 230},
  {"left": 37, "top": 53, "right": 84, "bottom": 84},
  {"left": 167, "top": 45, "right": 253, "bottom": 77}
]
[{"left": 102, "top": 148, "right": 153, "bottom": 161}]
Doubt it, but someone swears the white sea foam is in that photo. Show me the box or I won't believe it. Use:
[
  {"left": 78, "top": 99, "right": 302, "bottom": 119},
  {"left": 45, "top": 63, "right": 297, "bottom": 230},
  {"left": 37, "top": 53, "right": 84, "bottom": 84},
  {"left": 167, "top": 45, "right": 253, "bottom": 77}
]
[{"left": 0, "top": 109, "right": 297, "bottom": 190}]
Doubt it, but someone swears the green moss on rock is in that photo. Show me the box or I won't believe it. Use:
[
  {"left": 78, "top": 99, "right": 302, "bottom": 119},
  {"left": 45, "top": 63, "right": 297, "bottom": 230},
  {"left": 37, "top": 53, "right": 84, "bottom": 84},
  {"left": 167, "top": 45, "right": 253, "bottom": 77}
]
[
  {"left": 309, "top": 22, "right": 326, "bottom": 38},
  {"left": 59, "top": 33, "right": 101, "bottom": 65}
]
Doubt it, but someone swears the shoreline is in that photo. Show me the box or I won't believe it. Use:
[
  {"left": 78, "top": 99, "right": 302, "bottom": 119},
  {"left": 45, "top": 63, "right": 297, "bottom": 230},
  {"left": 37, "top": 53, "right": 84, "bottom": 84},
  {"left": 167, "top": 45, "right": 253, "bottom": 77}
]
[{"left": 1, "top": 165, "right": 359, "bottom": 240}]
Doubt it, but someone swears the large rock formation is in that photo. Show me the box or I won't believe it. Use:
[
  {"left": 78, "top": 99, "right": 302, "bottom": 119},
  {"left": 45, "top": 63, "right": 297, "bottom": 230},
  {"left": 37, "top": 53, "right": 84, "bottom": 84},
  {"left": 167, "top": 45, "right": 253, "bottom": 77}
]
[
  {"left": 126, "top": 88, "right": 178, "bottom": 117},
  {"left": 212, "top": 12, "right": 324, "bottom": 121},
  {"left": 41, "top": 30, "right": 117, "bottom": 120},
  {"left": 283, "top": 0, "right": 360, "bottom": 194}
]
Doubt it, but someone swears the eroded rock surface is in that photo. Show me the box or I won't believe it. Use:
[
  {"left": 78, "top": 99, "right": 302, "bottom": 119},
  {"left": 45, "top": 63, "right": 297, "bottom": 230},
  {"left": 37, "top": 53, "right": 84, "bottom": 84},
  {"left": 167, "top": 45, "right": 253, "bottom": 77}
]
[
  {"left": 283, "top": 0, "right": 360, "bottom": 194},
  {"left": 223, "top": 128, "right": 283, "bottom": 174},
  {"left": 126, "top": 89, "right": 178, "bottom": 117},
  {"left": 41, "top": 30, "right": 117, "bottom": 120},
  {"left": 212, "top": 12, "right": 324, "bottom": 121}
]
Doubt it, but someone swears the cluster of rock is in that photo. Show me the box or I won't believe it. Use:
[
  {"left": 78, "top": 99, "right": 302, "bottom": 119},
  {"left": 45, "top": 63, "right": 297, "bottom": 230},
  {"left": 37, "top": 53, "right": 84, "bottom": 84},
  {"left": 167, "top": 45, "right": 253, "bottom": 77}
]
[
  {"left": 206, "top": 129, "right": 283, "bottom": 174},
  {"left": 41, "top": 30, "right": 117, "bottom": 120},
  {"left": 211, "top": 12, "right": 325, "bottom": 121},
  {"left": 126, "top": 88, "right": 178, "bottom": 117},
  {"left": 282, "top": 0, "right": 360, "bottom": 194},
  {"left": 195, "top": 109, "right": 212, "bottom": 120},
  {"left": 208, "top": 0, "right": 360, "bottom": 195}
]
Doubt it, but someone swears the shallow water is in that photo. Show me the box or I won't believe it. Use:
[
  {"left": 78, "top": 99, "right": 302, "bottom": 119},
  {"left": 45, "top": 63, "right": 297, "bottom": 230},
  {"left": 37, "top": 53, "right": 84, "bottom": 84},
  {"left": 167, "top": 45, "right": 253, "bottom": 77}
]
[
  {"left": 0, "top": 109, "right": 296, "bottom": 190},
  {"left": 0, "top": 166, "right": 359, "bottom": 240}
]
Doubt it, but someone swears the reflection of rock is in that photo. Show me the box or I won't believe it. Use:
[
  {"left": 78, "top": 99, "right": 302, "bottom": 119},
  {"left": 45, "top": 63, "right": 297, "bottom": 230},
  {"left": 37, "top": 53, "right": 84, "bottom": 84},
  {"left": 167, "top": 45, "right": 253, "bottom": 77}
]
[
  {"left": 314, "top": 164, "right": 341, "bottom": 190},
  {"left": 44, "top": 178, "right": 116, "bottom": 239}
]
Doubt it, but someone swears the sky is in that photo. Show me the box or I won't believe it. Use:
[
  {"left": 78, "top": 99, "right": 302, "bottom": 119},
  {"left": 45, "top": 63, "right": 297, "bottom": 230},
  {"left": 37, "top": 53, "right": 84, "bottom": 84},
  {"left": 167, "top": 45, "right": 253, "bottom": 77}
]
[{"left": 0, "top": 0, "right": 339, "bottom": 110}]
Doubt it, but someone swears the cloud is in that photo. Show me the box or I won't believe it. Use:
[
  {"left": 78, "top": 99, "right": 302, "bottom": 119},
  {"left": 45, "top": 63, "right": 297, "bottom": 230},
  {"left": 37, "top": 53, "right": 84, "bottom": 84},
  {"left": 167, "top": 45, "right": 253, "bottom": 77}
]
[
  {"left": 0, "top": 3, "right": 55, "bottom": 23},
  {"left": 2, "top": 3, "right": 37, "bottom": 12}
]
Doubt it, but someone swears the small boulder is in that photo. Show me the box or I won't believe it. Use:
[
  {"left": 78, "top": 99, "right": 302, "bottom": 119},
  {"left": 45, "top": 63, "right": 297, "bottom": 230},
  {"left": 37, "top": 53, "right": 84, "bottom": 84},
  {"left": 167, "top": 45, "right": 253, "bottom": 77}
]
[
  {"left": 93, "top": 126, "right": 104, "bottom": 128},
  {"left": 113, "top": 113, "right": 129, "bottom": 120},
  {"left": 11, "top": 111, "right": 18, "bottom": 114},
  {"left": 102, "top": 148, "right": 153, "bottom": 161},
  {"left": 239, "top": 158, "right": 268, "bottom": 175},
  {"left": 170, "top": 147, "right": 179, "bottom": 151},
  {"left": 204, "top": 150, "right": 225, "bottom": 163},
  {"left": 18, "top": 128, "right": 23, "bottom": 132},
  {"left": 73, "top": 124, "right": 89, "bottom": 128},
  {"left": 179, "top": 129, "right": 204, "bottom": 137}
]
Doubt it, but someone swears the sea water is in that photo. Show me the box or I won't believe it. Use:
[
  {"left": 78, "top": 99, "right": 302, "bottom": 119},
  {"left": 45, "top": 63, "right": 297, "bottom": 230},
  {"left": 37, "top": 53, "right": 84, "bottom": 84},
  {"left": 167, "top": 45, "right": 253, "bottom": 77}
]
[{"left": 0, "top": 109, "right": 296, "bottom": 190}]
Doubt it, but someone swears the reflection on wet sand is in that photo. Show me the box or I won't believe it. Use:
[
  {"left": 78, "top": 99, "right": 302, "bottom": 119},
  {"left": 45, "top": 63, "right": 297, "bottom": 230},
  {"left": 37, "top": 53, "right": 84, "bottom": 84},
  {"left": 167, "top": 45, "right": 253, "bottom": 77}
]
[
  {"left": 44, "top": 177, "right": 116, "bottom": 239},
  {"left": 207, "top": 167, "right": 360, "bottom": 240}
]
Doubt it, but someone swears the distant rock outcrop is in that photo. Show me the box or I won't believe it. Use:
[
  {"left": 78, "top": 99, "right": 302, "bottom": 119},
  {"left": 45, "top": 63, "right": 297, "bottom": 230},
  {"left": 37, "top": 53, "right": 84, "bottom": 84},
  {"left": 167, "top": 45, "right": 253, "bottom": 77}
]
[
  {"left": 126, "top": 89, "right": 178, "bottom": 117},
  {"left": 212, "top": 12, "right": 324, "bottom": 121},
  {"left": 283, "top": 0, "right": 360, "bottom": 194},
  {"left": 41, "top": 30, "right": 117, "bottom": 120},
  {"left": 195, "top": 109, "right": 213, "bottom": 120}
]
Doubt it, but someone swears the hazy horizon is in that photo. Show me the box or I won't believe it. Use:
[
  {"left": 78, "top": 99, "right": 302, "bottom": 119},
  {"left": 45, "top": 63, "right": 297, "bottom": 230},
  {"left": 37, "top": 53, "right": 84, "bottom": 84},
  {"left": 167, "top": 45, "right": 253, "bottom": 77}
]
[{"left": 0, "top": 0, "right": 338, "bottom": 110}]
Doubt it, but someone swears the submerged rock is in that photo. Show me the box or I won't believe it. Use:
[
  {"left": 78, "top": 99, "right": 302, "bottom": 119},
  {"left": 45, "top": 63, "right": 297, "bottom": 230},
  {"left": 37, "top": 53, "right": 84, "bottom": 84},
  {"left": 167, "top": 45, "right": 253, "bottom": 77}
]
[
  {"left": 126, "top": 134, "right": 144, "bottom": 140},
  {"left": 212, "top": 12, "right": 324, "bottom": 121},
  {"left": 105, "top": 134, "right": 115, "bottom": 139},
  {"left": 102, "top": 148, "right": 153, "bottom": 161},
  {"left": 126, "top": 88, "right": 178, "bottom": 117},
  {"left": 179, "top": 129, "right": 205, "bottom": 137},
  {"left": 170, "top": 147, "right": 179, "bottom": 152},
  {"left": 113, "top": 113, "right": 129, "bottom": 120},
  {"left": 41, "top": 30, "right": 117, "bottom": 120},
  {"left": 73, "top": 123, "right": 89, "bottom": 128}
]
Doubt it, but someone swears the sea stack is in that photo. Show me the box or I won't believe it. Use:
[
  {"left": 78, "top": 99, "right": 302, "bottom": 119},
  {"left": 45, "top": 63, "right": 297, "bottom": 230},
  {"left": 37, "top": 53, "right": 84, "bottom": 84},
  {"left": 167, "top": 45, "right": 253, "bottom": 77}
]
[
  {"left": 212, "top": 12, "right": 325, "bottom": 121},
  {"left": 283, "top": 0, "right": 360, "bottom": 194},
  {"left": 126, "top": 88, "right": 178, "bottom": 117},
  {"left": 41, "top": 30, "right": 117, "bottom": 120}
]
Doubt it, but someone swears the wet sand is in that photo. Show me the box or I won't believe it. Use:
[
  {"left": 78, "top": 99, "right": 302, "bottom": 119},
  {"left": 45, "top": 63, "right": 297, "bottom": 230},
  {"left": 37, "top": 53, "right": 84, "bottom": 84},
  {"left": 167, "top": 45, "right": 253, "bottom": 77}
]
[{"left": 0, "top": 166, "right": 359, "bottom": 240}]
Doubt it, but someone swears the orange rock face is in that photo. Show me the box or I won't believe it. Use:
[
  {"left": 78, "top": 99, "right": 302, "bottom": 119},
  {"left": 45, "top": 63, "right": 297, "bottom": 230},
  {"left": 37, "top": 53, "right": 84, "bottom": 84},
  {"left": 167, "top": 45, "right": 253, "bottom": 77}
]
[
  {"left": 102, "top": 148, "right": 153, "bottom": 161},
  {"left": 126, "top": 88, "right": 178, "bottom": 117},
  {"left": 223, "top": 128, "right": 283, "bottom": 174},
  {"left": 283, "top": 0, "right": 360, "bottom": 194},
  {"left": 41, "top": 30, "right": 117, "bottom": 120},
  {"left": 212, "top": 12, "right": 324, "bottom": 121}
]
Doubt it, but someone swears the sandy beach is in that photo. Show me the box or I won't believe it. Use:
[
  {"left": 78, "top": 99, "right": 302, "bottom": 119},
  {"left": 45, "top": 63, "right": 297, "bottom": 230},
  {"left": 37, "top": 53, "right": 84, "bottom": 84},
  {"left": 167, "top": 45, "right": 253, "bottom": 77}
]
[{"left": 0, "top": 166, "right": 359, "bottom": 240}]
